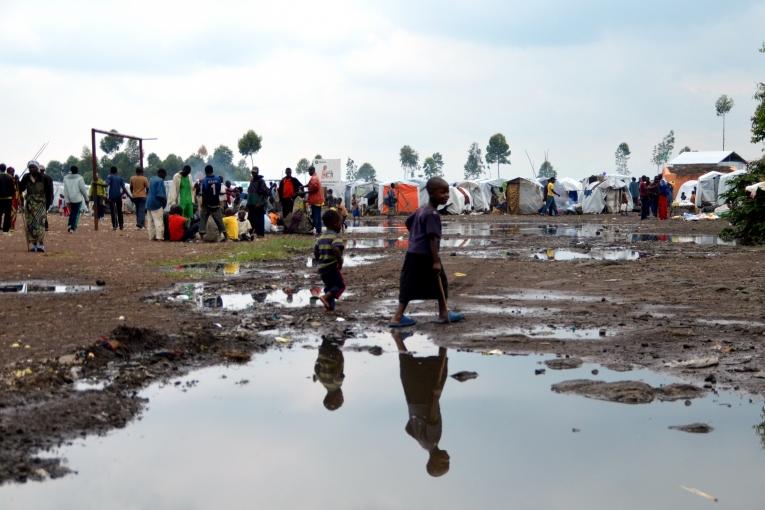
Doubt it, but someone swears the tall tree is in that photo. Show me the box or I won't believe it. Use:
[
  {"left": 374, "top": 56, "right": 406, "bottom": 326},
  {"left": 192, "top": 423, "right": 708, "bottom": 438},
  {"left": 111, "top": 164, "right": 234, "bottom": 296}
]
[
  {"left": 485, "top": 133, "right": 511, "bottom": 178},
  {"left": 463, "top": 142, "right": 485, "bottom": 179},
  {"left": 295, "top": 158, "right": 310, "bottom": 175},
  {"left": 210, "top": 145, "right": 235, "bottom": 178},
  {"left": 715, "top": 94, "right": 734, "bottom": 150},
  {"left": 538, "top": 159, "right": 556, "bottom": 179},
  {"left": 99, "top": 129, "right": 124, "bottom": 155},
  {"left": 345, "top": 157, "right": 359, "bottom": 181},
  {"left": 651, "top": 130, "right": 675, "bottom": 172},
  {"left": 614, "top": 142, "right": 631, "bottom": 175},
  {"left": 399, "top": 145, "right": 419, "bottom": 180},
  {"left": 357, "top": 162, "right": 376, "bottom": 181},
  {"left": 752, "top": 46, "right": 765, "bottom": 146},
  {"left": 237, "top": 129, "right": 262, "bottom": 166},
  {"left": 421, "top": 153, "right": 444, "bottom": 178}
]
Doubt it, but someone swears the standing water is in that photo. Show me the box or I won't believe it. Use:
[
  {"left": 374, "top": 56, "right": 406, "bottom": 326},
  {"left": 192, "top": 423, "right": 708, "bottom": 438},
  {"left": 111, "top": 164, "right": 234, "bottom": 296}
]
[{"left": 1, "top": 333, "right": 762, "bottom": 510}]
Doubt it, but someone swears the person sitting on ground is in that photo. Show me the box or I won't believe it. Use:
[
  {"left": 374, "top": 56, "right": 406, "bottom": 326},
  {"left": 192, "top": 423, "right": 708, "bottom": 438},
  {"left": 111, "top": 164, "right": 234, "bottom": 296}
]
[
  {"left": 167, "top": 205, "right": 199, "bottom": 242},
  {"left": 314, "top": 209, "right": 346, "bottom": 311},
  {"left": 390, "top": 177, "right": 464, "bottom": 327},
  {"left": 222, "top": 208, "right": 239, "bottom": 241},
  {"left": 237, "top": 209, "right": 252, "bottom": 241}
]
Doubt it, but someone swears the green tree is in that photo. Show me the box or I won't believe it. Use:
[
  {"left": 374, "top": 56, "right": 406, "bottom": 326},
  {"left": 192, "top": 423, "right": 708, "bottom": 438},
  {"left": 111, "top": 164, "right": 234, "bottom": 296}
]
[
  {"left": 99, "top": 129, "right": 124, "bottom": 155},
  {"left": 44, "top": 160, "right": 66, "bottom": 181},
  {"left": 421, "top": 153, "right": 444, "bottom": 178},
  {"left": 233, "top": 159, "right": 250, "bottom": 181},
  {"left": 679, "top": 146, "right": 692, "bottom": 154},
  {"left": 79, "top": 146, "right": 94, "bottom": 183},
  {"left": 538, "top": 159, "right": 556, "bottom": 179},
  {"left": 651, "top": 130, "right": 675, "bottom": 172},
  {"left": 237, "top": 129, "right": 262, "bottom": 166},
  {"left": 295, "top": 158, "right": 310, "bottom": 175},
  {"left": 314, "top": 154, "right": 323, "bottom": 160},
  {"left": 719, "top": 159, "right": 765, "bottom": 244},
  {"left": 463, "top": 142, "right": 485, "bottom": 180},
  {"left": 146, "top": 153, "right": 162, "bottom": 176},
  {"left": 124, "top": 139, "right": 140, "bottom": 167},
  {"left": 357, "top": 162, "right": 377, "bottom": 181},
  {"left": 485, "top": 133, "right": 511, "bottom": 178},
  {"left": 615, "top": 142, "right": 631, "bottom": 175},
  {"left": 345, "top": 157, "right": 359, "bottom": 181},
  {"left": 399, "top": 145, "right": 419, "bottom": 180},
  {"left": 210, "top": 145, "right": 235, "bottom": 179},
  {"left": 715, "top": 94, "right": 734, "bottom": 150},
  {"left": 161, "top": 154, "right": 184, "bottom": 175},
  {"left": 183, "top": 153, "right": 205, "bottom": 178}
]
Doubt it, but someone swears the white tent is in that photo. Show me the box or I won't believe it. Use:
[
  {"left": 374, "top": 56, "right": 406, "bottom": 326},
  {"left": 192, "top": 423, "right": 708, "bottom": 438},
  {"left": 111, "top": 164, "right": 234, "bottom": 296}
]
[
  {"left": 582, "top": 175, "right": 633, "bottom": 214},
  {"left": 675, "top": 179, "right": 698, "bottom": 204},
  {"left": 550, "top": 177, "right": 584, "bottom": 210},
  {"left": 715, "top": 170, "right": 746, "bottom": 206},
  {"left": 419, "top": 185, "right": 469, "bottom": 214},
  {"left": 455, "top": 180, "right": 491, "bottom": 212},
  {"left": 695, "top": 171, "right": 727, "bottom": 207}
]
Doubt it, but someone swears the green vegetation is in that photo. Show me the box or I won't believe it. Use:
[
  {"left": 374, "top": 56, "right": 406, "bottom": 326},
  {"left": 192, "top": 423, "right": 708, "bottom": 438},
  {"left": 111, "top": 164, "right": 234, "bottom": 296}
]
[
  {"left": 463, "top": 142, "right": 485, "bottom": 180},
  {"left": 719, "top": 159, "right": 765, "bottom": 245},
  {"left": 160, "top": 237, "right": 315, "bottom": 267},
  {"left": 485, "top": 133, "right": 511, "bottom": 178},
  {"left": 399, "top": 145, "right": 419, "bottom": 180}
]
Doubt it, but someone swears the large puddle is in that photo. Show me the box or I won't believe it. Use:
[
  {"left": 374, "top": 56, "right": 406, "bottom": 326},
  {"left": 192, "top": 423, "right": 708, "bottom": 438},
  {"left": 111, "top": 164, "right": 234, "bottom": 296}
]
[
  {"left": 0, "top": 281, "right": 102, "bottom": 294},
  {"left": 2, "top": 332, "right": 762, "bottom": 509},
  {"left": 534, "top": 248, "right": 640, "bottom": 261},
  {"left": 522, "top": 224, "right": 735, "bottom": 246}
]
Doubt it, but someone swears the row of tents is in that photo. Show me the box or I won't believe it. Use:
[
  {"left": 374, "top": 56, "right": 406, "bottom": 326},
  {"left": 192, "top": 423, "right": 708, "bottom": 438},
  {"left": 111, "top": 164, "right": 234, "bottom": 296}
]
[{"left": 343, "top": 167, "right": 746, "bottom": 216}]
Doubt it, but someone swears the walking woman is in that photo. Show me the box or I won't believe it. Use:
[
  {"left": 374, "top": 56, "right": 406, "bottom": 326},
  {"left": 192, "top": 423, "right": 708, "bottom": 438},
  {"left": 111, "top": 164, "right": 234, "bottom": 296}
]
[
  {"left": 247, "top": 167, "right": 268, "bottom": 238},
  {"left": 19, "top": 161, "right": 53, "bottom": 252}
]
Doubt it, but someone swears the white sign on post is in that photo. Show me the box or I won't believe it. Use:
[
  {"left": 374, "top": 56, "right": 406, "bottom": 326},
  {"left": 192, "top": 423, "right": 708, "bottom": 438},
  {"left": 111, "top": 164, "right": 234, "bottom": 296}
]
[{"left": 312, "top": 158, "right": 343, "bottom": 197}]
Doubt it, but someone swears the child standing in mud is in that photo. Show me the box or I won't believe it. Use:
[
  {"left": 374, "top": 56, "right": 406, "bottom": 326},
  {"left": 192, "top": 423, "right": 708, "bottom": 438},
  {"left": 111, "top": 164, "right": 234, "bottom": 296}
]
[
  {"left": 390, "top": 177, "right": 464, "bottom": 327},
  {"left": 314, "top": 209, "right": 345, "bottom": 311}
]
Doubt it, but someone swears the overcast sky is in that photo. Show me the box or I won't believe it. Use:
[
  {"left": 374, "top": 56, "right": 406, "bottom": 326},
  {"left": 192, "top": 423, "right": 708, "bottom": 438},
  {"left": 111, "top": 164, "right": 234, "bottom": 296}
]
[{"left": 1, "top": 0, "right": 763, "bottom": 182}]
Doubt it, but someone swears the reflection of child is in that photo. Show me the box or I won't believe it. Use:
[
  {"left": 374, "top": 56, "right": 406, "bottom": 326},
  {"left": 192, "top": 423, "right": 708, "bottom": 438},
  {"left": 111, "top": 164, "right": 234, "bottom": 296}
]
[
  {"left": 392, "top": 330, "right": 450, "bottom": 477},
  {"left": 222, "top": 208, "right": 239, "bottom": 241},
  {"left": 313, "top": 209, "right": 345, "bottom": 311},
  {"left": 313, "top": 338, "right": 345, "bottom": 411}
]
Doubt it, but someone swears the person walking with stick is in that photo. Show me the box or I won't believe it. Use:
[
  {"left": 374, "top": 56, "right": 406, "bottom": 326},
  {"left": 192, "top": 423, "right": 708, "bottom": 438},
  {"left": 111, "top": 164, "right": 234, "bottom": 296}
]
[{"left": 18, "top": 161, "right": 53, "bottom": 252}]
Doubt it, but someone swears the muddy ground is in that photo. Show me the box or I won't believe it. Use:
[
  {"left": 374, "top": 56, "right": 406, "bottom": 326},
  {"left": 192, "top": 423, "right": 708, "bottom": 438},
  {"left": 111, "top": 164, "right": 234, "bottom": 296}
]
[{"left": 0, "top": 212, "right": 763, "bottom": 483}]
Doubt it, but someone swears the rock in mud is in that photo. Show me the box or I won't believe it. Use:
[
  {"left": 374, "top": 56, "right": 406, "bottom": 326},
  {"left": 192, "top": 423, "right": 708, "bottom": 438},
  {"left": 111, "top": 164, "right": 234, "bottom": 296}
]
[
  {"left": 551, "top": 379, "right": 655, "bottom": 404},
  {"left": 544, "top": 358, "right": 583, "bottom": 370},
  {"left": 223, "top": 350, "right": 251, "bottom": 363},
  {"left": 655, "top": 383, "right": 706, "bottom": 401},
  {"left": 669, "top": 423, "right": 714, "bottom": 434},
  {"left": 450, "top": 371, "right": 478, "bottom": 382}
]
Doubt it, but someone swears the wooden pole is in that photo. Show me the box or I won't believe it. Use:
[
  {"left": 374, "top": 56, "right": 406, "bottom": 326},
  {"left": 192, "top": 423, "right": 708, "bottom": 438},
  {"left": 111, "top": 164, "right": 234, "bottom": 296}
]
[{"left": 91, "top": 129, "right": 98, "bottom": 231}]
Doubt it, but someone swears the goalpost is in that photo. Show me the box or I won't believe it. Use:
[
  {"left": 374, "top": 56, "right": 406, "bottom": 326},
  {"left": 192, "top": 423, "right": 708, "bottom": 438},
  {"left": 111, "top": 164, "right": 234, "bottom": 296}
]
[{"left": 90, "top": 128, "right": 156, "bottom": 231}]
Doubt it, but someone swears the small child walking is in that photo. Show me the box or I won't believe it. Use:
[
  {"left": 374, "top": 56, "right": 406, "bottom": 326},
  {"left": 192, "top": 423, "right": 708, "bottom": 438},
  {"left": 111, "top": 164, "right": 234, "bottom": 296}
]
[
  {"left": 390, "top": 177, "right": 464, "bottom": 327},
  {"left": 314, "top": 209, "right": 345, "bottom": 311}
]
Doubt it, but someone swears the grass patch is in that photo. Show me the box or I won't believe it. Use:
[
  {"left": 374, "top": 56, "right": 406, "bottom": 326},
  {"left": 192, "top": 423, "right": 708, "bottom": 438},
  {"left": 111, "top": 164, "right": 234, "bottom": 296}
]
[{"left": 159, "top": 236, "right": 314, "bottom": 266}]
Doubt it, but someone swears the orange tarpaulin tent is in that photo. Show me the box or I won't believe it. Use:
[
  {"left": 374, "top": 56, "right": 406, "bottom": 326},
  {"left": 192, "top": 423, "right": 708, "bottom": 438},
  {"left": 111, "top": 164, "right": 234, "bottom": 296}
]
[{"left": 381, "top": 182, "right": 420, "bottom": 215}]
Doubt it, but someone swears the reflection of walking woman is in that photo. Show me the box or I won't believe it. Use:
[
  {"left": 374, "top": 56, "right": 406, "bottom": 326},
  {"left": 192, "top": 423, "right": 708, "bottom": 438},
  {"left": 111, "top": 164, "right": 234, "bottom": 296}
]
[
  {"left": 392, "top": 330, "right": 450, "bottom": 477},
  {"left": 19, "top": 161, "right": 53, "bottom": 252}
]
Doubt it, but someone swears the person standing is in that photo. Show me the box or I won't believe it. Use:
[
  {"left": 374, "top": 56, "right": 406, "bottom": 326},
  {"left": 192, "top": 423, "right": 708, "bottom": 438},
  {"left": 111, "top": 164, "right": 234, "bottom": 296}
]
[
  {"left": 62, "top": 166, "right": 89, "bottom": 233},
  {"left": 89, "top": 173, "right": 107, "bottom": 221},
  {"left": 146, "top": 168, "right": 167, "bottom": 241},
  {"left": 19, "top": 161, "right": 53, "bottom": 252},
  {"left": 0, "top": 164, "right": 13, "bottom": 235},
  {"left": 639, "top": 176, "right": 650, "bottom": 220},
  {"left": 198, "top": 165, "right": 226, "bottom": 242},
  {"left": 8, "top": 167, "right": 21, "bottom": 231},
  {"left": 129, "top": 167, "right": 149, "bottom": 229},
  {"left": 648, "top": 176, "right": 660, "bottom": 218},
  {"left": 307, "top": 166, "right": 324, "bottom": 234},
  {"left": 658, "top": 178, "right": 671, "bottom": 220},
  {"left": 106, "top": 167, "right": 130, "bottom": 230},
  {"left": 278, "top": 167, "right": 302, "bottom": 218},
  {"left": 545, "top": 177, "right": 560, "bottom": 216},
  {"left": 386, "top": 183, "right": 398, "bottom": 217},
  {"left": 168, "top": 165, "right": 195, "bottom": 219},
  {"left": 247, "top": 167, "right": 268, "bottom": 238},
  {"left": 629, "top": 177, "right": 639, "bottom": 210},
  {"left": 39, "top": 166, "right": 53, "bottom": 231}
]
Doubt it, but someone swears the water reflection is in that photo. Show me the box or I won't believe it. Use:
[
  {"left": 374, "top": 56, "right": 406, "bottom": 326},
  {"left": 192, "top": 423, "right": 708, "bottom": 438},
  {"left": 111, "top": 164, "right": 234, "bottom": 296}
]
[
  {"left": 314, "top": 339, "right": 346, "bottom": 411},
  {"left": 393, "top": 330, "right": 450, "bottom": 477}
]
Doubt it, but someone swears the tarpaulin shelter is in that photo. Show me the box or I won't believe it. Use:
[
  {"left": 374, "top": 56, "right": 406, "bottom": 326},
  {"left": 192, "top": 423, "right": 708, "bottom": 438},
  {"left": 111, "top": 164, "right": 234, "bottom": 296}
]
[
  {"left": 505, "top": 177, "right": 543, "bottom": 214},
  {"left": 418, "top": 185, "right": 470, "bottom": 214},
  {"left": 455, "top": 180, "right": 491, "bottom": 212},
  {"left": 379, "top": 181, "right": 420, "bottom": 215},
  {"left": 695, "top": 171, "right": 727, "bottom": 207},
  {"left": 582, "top": 175, "right": 633, "bottom": 214},
  {"left": 675, "top": 179, "right": 698, "bottom": 204},
  {"left": 715, "top": 170, "right": 746, "bottom": 206},
  {"left": 543, "top": 177, "right": 584, "bottom": 210}
]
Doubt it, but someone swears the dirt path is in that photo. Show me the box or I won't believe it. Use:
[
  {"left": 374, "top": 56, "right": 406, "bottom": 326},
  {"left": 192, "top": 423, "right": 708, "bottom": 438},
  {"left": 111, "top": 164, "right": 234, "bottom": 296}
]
[{"left": 1, "top": 212, "right": 763, "bottom": 483}]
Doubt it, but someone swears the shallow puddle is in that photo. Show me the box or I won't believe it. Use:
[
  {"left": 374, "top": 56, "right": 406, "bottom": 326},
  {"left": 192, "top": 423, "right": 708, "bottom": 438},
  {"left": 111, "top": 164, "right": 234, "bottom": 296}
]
[
  {"left": 523, "top": 225, "right": 736, "bottom": 246},
  {"left": 534, "top": 248, "right": 640, "bottom": 261},
  {"left": 0, "top": 281, "right": 102, "bottom": 294},
  {"left": 172, "top": 262, "right": 281, "bottom": 277},
  {"left": 188, "top": 285, "right": 356, "bottom": 311},
  {"left": 346, "top": 238, "right": 492, "bottom": 249},
  {"left": 628, "top": 233, "right": 735, "bottom": 246},
  {"left": 3, "top": 332, "right": 763, "bottom": 509}
]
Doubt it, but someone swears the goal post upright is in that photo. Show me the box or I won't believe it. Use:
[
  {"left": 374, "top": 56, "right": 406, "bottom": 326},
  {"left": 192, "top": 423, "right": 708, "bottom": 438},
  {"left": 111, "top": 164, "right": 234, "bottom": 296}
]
[{"left": 90, "top": 128, "right": 157, "bottom": 231}]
